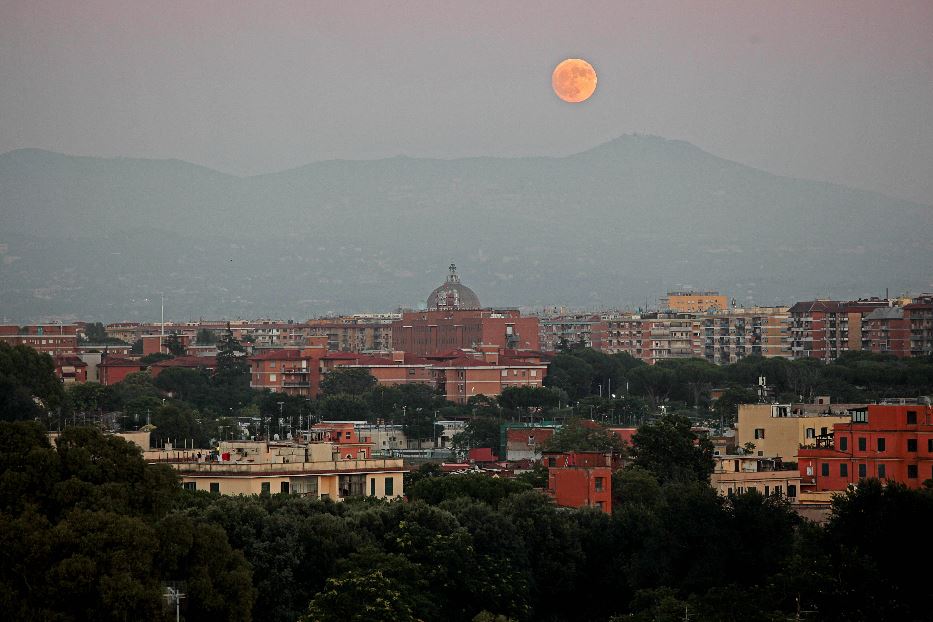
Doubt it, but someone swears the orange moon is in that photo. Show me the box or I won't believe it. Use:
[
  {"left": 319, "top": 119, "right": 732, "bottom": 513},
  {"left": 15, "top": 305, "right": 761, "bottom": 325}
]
[{"left": 552, "top": 58, "right": 597, "bottom": 103}]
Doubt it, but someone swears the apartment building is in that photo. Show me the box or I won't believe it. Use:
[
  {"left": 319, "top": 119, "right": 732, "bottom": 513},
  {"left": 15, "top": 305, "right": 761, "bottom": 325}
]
[
  {"left": 0, "top": 324, "right": 78, "bottom": 355},
  {"left": 737, "top": 402, "right": 859, "bottom": 462},
  {"left": 710, "top": 454, "right": 801, "bottom": 502}
]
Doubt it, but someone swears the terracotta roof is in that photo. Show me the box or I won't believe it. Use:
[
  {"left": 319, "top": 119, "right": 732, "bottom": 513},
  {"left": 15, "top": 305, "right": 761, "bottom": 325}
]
[
  {"left": 151, "top": 355, "right": 216, "bottom": 369},
  {"left": 99, "top": 357, "right": 143, "bottom": 367}
]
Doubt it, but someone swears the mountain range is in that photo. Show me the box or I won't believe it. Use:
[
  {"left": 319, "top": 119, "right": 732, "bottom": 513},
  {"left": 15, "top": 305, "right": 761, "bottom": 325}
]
[{"left": 1, "top": 134, "right": 930, "bottom": 322}]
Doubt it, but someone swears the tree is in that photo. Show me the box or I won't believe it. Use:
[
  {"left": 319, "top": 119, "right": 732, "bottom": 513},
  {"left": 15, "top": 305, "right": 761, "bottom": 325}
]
[
  {"left": 81, "top": 322, "right": 126, "bottom": 345},
  {"left": 213, "top": 325, "right": 251, "bottom": 413},
  {"left": 628, "top": 365, "right": 676, "bottom": 411},
  {"left": 630, "top": 414, "right": 714, "bottom": 484},
  {"left": 451, "top": 416, "right": 503, "bottom": 456},
  {"left": 0, "top": 342, "right": 65, "bottom": 415},
  {"left": 316, "top": 394, "right": 369, "bottom": 422},
  {"left": 195, "top": 328, "right": 216, "bottom": 345},
  {"left": 498, "top": 386, "right": 565, "bottom": 411},
  {"left": 713, "top": 386, "right": 759, "bottom": 427},
  {"left": 139, "top": 352, "right": 173, "bottom": 365},
  {"left": 543, "top": 353, "right": 594, "bottom": 400},
  {"left": 542, "top": 418, "right": 626, "bottom": 454},
  {"left": 164, "top": 332, "right": 186, "bottom": 356},
  {"left": 319, "top": 367, "right": 377, "bottom": 396}
]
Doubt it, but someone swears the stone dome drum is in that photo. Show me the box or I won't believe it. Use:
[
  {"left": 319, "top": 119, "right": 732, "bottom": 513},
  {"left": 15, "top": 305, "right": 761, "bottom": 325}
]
[{"left": 427, "top": 264, "right": 480, "bottom": 310}]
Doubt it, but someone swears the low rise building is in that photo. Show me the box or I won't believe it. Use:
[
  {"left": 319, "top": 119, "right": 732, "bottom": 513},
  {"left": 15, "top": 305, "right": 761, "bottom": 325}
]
[
  {"left": 98, "top": 356, "right": 144, "bottom": 385},
  {"left": 798, "top": 404, "right": 933, "bottom": 491},
  {"left": 544, "top": 451, "right": 613, "bottom": 514},
  {"left": 737, "top": 401, "right": 860, "bottom": 462},
  {"left": 710, "top": 454, "right": 801, "bottom": 502},
  {"left": 0, "top": 324, "right": 79, "bottom": 355},
  {"left": 148, "top": 423, "right": 406, "bottom": 499}
]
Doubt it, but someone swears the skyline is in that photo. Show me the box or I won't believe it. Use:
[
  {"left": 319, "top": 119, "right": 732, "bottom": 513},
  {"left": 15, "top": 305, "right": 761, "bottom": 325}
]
[{"left": 2, "top": 1, "right": 932, "bottom": 205}]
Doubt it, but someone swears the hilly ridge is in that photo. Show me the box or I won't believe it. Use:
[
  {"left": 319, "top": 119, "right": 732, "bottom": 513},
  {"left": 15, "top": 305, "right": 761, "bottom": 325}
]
[{"left": 0, "top": 135, "right": 930, "bottom": 322}]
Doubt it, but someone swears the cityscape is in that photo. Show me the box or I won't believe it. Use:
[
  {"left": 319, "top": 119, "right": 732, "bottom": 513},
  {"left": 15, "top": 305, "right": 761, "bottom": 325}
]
[{"left": 2, "top": 2, "right": 933, "bottom": 621}]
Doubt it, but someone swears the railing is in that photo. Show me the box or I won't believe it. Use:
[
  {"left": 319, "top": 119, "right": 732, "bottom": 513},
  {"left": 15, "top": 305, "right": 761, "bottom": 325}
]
[{"left": 163, "top": 458, "right": 406, "bottom": 474}]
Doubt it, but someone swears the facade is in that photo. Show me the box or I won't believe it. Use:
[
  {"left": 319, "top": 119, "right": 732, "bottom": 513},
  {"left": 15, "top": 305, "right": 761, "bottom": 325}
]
[
  {"left": 737, "top": 402, "right": 857, "bottom": 462},
  {"left": 248, "top": 347, "right": 323, "bottom": 397},
  {"left": 0, "top": 324, "right": 78, "bottom": 355},
  {"left": 696, "top": 307, "right": 791, "bottom": 363},
  {"left": 661, "top": 291, "right": 728, "bottom": 313},
  {"left": 865, "top": 307, "right": 911, "bottom": 357},
  {"left": 789, "top": 299, "right": 893, "bottom": 361},
  {"left": 430, "top": 349, "right": 548, "bottom": 404},
  {"left": 53, "top": 355, "right": 88, "bottom": 384},
  {"left": 392, "top": 308, "right": 540, "bottom": 355},
  {"left": 152, "top": 431, "right": 406, "bottom": 499},
  {"left": 710, "top": 454, "right": 801, "bottom": 502},
  {"left": 503, "top": 424, "right": 559, "bottom": 461},
  {"left": 544, "top": 451, "right": 613, "bottom": 514},
  {"left": 306, "top": 316, "right": 396, "bottom": 352},
  {"left": 98, "top": 356, "right": 144, "bottom": 385},
  {"left": 798, "top": 404, "right": 933, "bottom": 491},
  {"left": 539, "top": 313, "right": 601, "bottom": 350},
  {"left": 905, "top": 295, "right": 933, "bottom": 357}
]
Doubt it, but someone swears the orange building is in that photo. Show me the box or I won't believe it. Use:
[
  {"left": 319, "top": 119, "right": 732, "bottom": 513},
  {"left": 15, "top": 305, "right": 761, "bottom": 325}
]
[
  {"left": 544, "top": 451, "right": 613, "bottom": 514},
  {"left": 799, "top": 404, "right": 933, "bottom": 491},
  {"left": 661, "top": 291, "right": 729, "bottom": 313}
]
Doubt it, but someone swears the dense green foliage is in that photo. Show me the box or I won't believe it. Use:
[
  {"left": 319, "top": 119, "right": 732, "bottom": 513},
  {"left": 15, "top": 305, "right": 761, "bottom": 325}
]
[{"left": 2, "top": 413, "right": 932, "bottom": 620}]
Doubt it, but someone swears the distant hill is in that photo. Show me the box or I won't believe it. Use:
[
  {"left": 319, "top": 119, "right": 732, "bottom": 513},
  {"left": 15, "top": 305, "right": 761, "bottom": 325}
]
[{"left": 1, "top": 135, "right": 930, "bottom": 322}]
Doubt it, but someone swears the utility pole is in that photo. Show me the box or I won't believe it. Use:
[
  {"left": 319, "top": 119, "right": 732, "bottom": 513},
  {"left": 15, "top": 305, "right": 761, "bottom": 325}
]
[{"left": 160, "top": 292, "right": 165, "bottom": 353}]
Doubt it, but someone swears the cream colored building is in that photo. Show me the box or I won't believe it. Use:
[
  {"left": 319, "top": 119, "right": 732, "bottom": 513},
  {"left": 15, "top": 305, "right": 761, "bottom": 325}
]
[
  {"left": 147, "top": 439, "right": 406, "bottom": 500},
  {"left": 710, "top": 454, "right": 802, "bottom": 502},
  {"left": 736, "top": 402, "right": 860, "bottom": 461}
]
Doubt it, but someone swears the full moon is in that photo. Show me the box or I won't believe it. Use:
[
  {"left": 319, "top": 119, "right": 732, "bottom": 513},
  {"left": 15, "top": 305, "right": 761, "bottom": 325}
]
[{"left": 552, "top": 58, "right": 597, "bottom": 103}]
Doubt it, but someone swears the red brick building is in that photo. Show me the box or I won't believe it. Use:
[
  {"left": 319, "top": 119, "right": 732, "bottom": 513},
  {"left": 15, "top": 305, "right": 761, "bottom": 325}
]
[
  {"left": 789, "top": 299, "right": 893, "bottom": 361},
  {"left": 392, "top": 309, "right": 539, "bottom": 355},
  {"left": 0, "top": 324, "right": 78, "bottom": 355},
  {"left": 53, "top": 355, "right": 88, "bottom": 384},
  {"left": 249, "top": 348, "right": 323, "bottom": 397},
  {"left": 798, "top": 404, "right": 933, "bottom": 491},
  {"left": 865, "top": 307, "right": 911, "bottom": 357},
  {"left": 98, "top": 356, "right": 145, "bottom": 385},
  {"left": 544, "top": 451, "right": 613, "bottom": 514},
  {"left": 905, "top": 296, "right": 933, "bottom": 357}
]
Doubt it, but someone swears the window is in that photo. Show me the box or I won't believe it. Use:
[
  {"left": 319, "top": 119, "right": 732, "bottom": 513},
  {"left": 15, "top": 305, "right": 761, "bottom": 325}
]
[
  {"left": 821, "top": 427, "right": 828, "bottom": 436},
  {"left": 805, "top": 428, "right": 815, "bottom": 439},
  {"left": 878, "top": 464, "right": 886, "bottom": 479},
  {"left": 929, "top": 439, "right": 933, "bottom": 452},
  {"left": 907, "top": 410, "right": 918, "bottom": 425},
  {"left": 851, "top": 409, "right": 868, "bottom": 423},
  {"left": 840, "top": 437, "right": 848, "bottom": 451},
  {"left": 840, "top": 463, "right": 848, "bottom": 477},
  {"left": 209, "top": 482, "right": 220, "bottom": 493},
  {"left": 280, "top": 482, "right": 289, "bottom": 494},
  {"left": 857, "top": 437, "right": 866, "bottom": 451},
  {"left": 908, "top": 439, "right": 918, "bottom": 452},
  {"left": 821, "top": 463, "right": 829, "bottom": 477},
  {"left": 548, "top": 457, "right": 556, "bottom": 467},
  {"left": 596, "top": 501, "right": 604, "bottom": 510},
  {"left": 764, "top": 486, "right": 770, "bottom": 496},
  {"left": 727, "top": 487, "right": 734, "bottom": 496},
  {"left": 269, "top": 373, "right": 276, "bottom": 382},
  {"left": 754, "top": 428, "right": 765, "bottom": 439},
  {"left": 908, "top": 464, "right": 918, "bottom": 479},
  {"left": 371, "top": 478, "right": 376, "bottom": 496},
  {"left": 595, "top": 477, "right": 605, "bottom": 492},
  {"left": 261, "top": 482, "right": 270, "bottom": 494},
  {"left": 182, "top": 482, "right": 196, "bottom": 491},
  {"left": 858, "top": 464, "right": 866, "bottom": 478},
  {"left": 775, "top": 485, "right": 782, "bottom": 496},
  {"left": 787, "top": 485, "right": 797, "bottom": 498},
  {"left": 385, "top": 477, "right": 394, "bottom": 496}
]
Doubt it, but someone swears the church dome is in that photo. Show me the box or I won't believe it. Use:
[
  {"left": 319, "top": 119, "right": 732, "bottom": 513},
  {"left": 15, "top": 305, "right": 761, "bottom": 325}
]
[{"left": 427, "top": 264, "right": 481, "bottom": 310}]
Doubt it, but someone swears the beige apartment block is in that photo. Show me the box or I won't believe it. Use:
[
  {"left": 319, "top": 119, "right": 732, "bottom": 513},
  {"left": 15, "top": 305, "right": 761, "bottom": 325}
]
[
  {"left": 737, "top": 402, "right": 858, "bottom": 461},
  {"left": 710, "top": 454, "right": 802, "bottom": 502}
]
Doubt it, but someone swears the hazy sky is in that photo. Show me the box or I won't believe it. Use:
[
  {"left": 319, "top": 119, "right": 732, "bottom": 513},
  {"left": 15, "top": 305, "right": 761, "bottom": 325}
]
[{"left": 2, "top": 0, "right": 932, "bottom": 205}]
